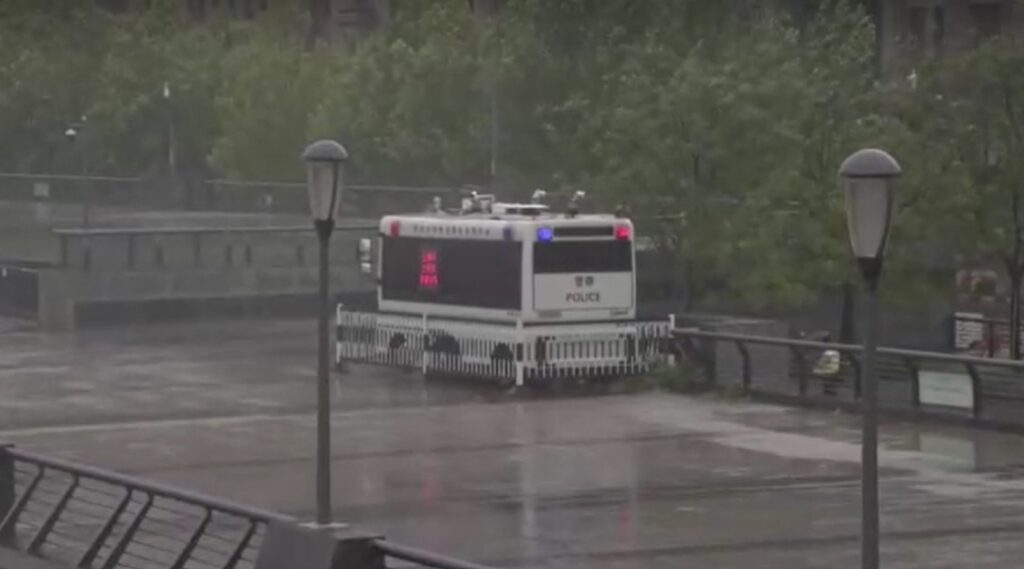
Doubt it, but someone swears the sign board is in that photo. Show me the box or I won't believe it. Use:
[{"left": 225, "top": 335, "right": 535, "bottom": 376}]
[
  {"left": 533, "top": 273, "right": 633, "bottom": 311},
  {"left": 953, "top": 311, "right": 984, "bottom": 351},
  {"left": 918, "top": 369, "right": 974, "bottom": 410}
]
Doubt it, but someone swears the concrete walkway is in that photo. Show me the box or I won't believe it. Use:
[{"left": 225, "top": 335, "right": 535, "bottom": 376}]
[{"left": 3, "top": 319, "right": 1024, "bottom": 568}]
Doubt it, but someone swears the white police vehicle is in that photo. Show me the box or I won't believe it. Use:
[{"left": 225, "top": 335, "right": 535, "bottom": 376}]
[{"left": 336, "top": 192, "right": 671, "bottom": 385}]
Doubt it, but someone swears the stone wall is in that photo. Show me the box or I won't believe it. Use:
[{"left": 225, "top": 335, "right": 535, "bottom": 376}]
[{"left": 35, "top": 225, "right": 377, "bottom": 331}]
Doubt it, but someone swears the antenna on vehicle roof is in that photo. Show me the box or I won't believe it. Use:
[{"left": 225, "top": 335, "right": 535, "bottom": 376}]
[
  {"left": 566, "top": 190, "right": 586, "bottom": 218},
  {"left": 476, "top": 193, "right": 495, "bottom": 213},
  {"left": 461, "top": 190, "right": 477, "bottom": 214}
]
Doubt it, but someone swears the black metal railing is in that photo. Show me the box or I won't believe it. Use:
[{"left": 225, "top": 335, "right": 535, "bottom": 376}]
[
  {"left": 671, "top": 328, "right": 1024, "bottom": 429},
  {"left": 372, "top": 541, "right": 497, "bottom": 569},
  {"left": 0, "top": 447, "right": 504, "bottom": 569},
  {"left": 0, "top": 447, "right": 279, "bottom": 569},
  {"left": 0, "top": 172, "right": 452, "bottom": 220},
  {"left": 52, "top": 224, "right": 377, "bottom": 271}
]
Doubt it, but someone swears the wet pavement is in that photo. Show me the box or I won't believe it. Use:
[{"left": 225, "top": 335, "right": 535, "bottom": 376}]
[{"left": 3, "top": 317, "right": 1024, "bottom": 568}]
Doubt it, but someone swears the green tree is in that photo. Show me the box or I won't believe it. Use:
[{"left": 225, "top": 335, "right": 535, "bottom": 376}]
[
  {"left": 567, "top": 2, "right": 881, "bottom": 311},
  {"left": 310, "top": 1, "right": 490, "bottom": 186},
  {"left": 0, "top": 0, "right": 112, "bottom": 172},
  {"left": 210, "top": 30, "right": 325, "bottom": 181},
  {"left": 87, "top": 1, "right": 224, "bottom": 177},
  {"left": 905, "top": 39, "right": 1024, "bottom": 356}
]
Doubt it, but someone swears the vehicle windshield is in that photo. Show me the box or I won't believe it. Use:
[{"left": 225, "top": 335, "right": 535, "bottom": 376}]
[{"left": 533, "top": 241, "right": 633, "bottom": 274}]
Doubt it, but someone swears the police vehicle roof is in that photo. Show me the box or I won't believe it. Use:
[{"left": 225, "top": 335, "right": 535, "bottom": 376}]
[
  {"left": 388, "top": 206, "right": 620, "bottom": 222},
  {"left": 380, "top": 203, "right": 630, "bottom": 240}
]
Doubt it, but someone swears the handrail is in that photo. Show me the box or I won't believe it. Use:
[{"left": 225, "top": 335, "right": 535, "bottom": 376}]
[
  {"left": 1, "top": 446, "right": 506, "bottom": 569},
  {"left": 7, "top": 448, "right": 291, "bottom": 524},
  {"left": 372, "top": 540, "right": 498, "bottom": 569},
  {"left": 0, "top": 172, "right": 450, "bottom": 194},
  {"left": 673, "top": 328, "right": 1024, "bottom": 370},
  {"left": 0, "top": 172, "right": 143, "bottom": 183},
  {"left": 52, "top": 223, "right": 377, "bottom": 237}
]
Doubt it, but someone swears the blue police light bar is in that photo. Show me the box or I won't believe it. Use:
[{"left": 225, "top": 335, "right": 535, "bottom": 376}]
[{"left": 537, "top": 227, "right": 554, "bottom": 242}]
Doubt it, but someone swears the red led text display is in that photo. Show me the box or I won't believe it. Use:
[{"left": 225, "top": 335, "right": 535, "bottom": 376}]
[
  {"left": 418, "top": 248, "right": 439, "bottom": 291},
  {"left": 380, "top": 237, "right": 522, "bottom": 309}
]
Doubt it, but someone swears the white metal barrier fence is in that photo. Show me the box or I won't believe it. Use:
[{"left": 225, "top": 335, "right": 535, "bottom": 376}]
[{"left": 336, "top": 307, "right": 672, "bottom": 385}]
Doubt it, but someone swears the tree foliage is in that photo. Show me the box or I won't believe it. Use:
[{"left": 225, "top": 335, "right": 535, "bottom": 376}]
[
  {"left": 311, "top": 1, "right": 489, "bottom": 186},
  {"left": 4, "top": 0, "right": 1020, "bottom": 313},
  {"left": 895, "top": 38, "right": 1024, "bottom": 350}
]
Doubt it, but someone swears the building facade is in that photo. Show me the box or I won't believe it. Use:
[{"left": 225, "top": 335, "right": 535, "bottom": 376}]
[{"left": 880, "top": 0, "right": 1024, "bottom": 74}]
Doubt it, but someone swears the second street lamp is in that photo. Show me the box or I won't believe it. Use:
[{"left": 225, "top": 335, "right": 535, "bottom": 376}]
[
  {"left": 302, "top": 139, "right": 349, "bottom": 526},
  {"left": 838, "top": 147, "right": 902, "bottom": 569},
  {"left": 65, "top": 120, "right": 89, "bottom": 229}
]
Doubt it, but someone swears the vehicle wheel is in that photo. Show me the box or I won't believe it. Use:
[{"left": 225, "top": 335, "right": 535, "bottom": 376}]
[
  {"left": 389, "top": 333, "right": 407, "bottom": 351},
  {"left": 428, "top": 334, "right": 461, "bottom": 374},
  {"left": 490, "top": 343, "right": 516, "bottom": 386}
]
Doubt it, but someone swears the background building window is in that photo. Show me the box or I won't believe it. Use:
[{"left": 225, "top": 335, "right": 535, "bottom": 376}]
[
  {"left": 908, "top": 3, "right": 946, "bottom": 56},
  {"left": 970, "top": 1, "right": 1005, "bottom": 41}
]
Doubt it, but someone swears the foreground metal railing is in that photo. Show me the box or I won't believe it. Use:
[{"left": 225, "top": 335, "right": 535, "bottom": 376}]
[
  {"left": 672, "top": 328, "right": 1024, "bottom": 428},
  {"left": 0, "top": 446, "right": 501, "bottom": 569}
]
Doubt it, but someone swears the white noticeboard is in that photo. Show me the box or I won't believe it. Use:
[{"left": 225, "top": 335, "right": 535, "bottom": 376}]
[
  {"left": 918, "top": 370, "right": 974, "bottom": 410},
  {"left": 953, "top": 311, "right": 983, "bottom": 351}
]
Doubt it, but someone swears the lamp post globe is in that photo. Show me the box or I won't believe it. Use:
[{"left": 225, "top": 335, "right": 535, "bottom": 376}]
[
  {"left": 838, "top": 148, "right": 902, "bottom": 287},
  {"left": 302, "top": 139, "right": 349, "bottom": 224}
]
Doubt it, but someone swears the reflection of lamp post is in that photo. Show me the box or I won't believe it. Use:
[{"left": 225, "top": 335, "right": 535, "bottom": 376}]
[
  {"left": 839, "top": 148, "right": 901, "bottom": 569},
  {"left": 302, "top": 139, "right": 349, "bottom": 526}
]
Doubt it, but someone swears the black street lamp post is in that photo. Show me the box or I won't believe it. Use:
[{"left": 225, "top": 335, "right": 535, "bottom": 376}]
[
  {"left": 302, "top": 139, "right": 349, "bottom": 526},
  {"left": 839, "top": 148, "right": 902, "bottom": 569},
  {"left": 65, "top": 120, "right": 89, "bottom": 228}
]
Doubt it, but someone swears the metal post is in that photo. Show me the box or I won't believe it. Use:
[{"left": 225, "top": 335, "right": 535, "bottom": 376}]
[
  {"left": 489, "top": 80, "right": 499, "bottom": 184},
  {"left": 0, "top": 445, "right": 14, "bottom": 545},
  {"left": 315, "top": 219, "right": 334, "bottom": 526},
  {"left": 861, "top": 282, "right": 880, "bottom": 569},
  {"left": 80, "top": 137, "right": 90, "bottom": 231},
  {"left": 168, "top": 106, "right": 177, "bottom": 179},
  {"left": 987, "top": 320, "right": 995, "bottom": 357}
]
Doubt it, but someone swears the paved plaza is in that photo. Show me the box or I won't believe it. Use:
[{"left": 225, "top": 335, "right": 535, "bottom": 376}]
[{"left": 3, "top": 318, "right": 1024, "bottom": 568}]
